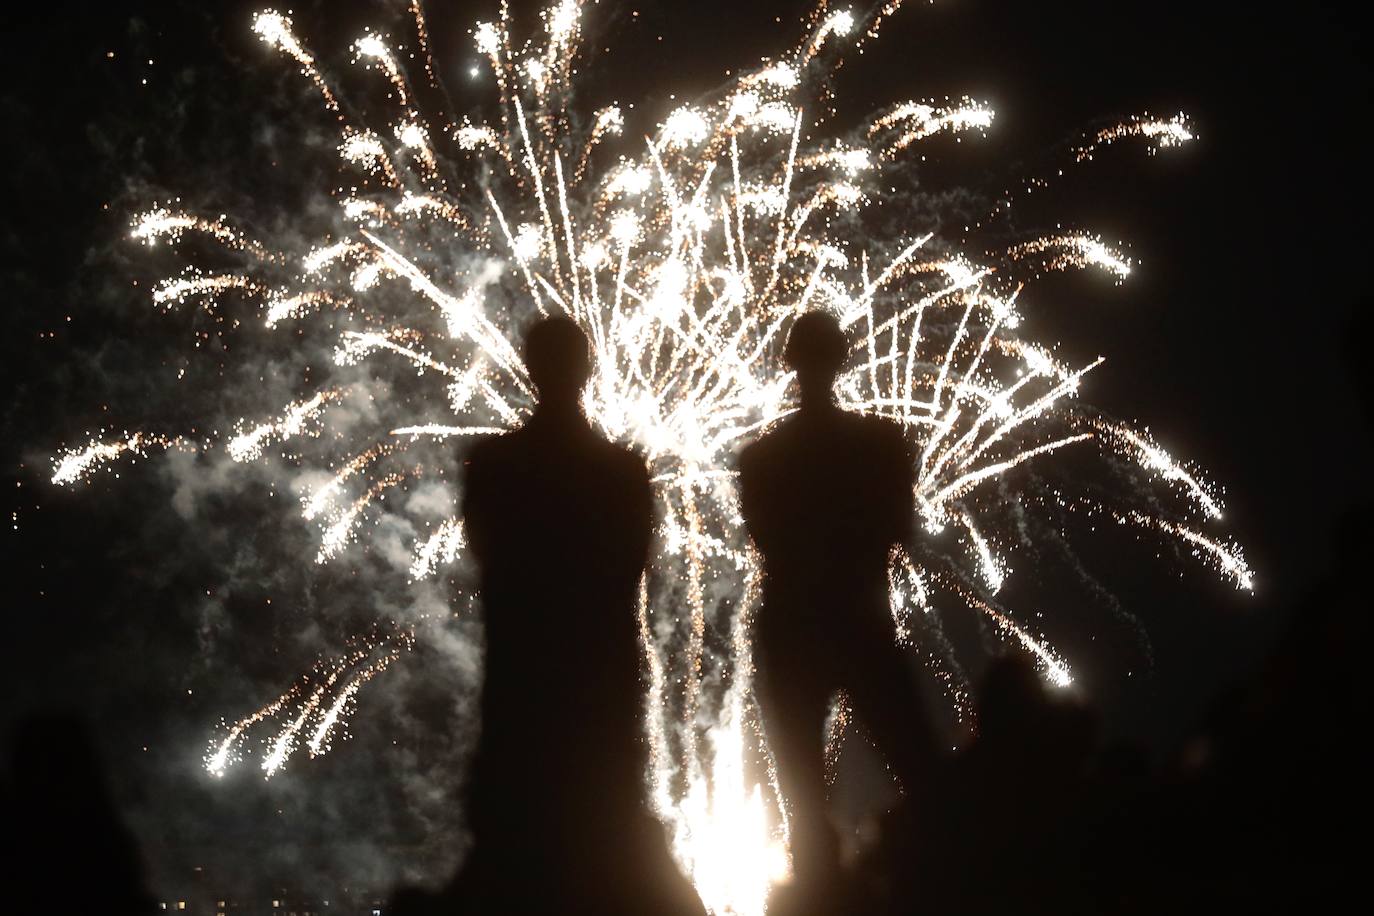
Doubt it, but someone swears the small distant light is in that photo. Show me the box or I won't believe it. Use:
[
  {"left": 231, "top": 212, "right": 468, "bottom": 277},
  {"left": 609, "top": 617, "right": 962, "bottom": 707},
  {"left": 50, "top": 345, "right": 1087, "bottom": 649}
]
[{"left": 468, "top": 66, "right": 479, "bottom": 78}]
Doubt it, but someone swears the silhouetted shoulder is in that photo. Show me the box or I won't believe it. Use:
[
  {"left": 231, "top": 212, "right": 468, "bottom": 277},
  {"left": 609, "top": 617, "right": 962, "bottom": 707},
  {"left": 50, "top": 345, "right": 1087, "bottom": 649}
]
[
  {"left": 737, "top": 429, "right": 766, "bottom": 473},
  {"left": 739, "top": 415, "right": 797, "bottom": 467},
  {"left": 604, "top": 437, "right": 652, "bottom": 481},
  {"left": 460, "top": 431, "right": 516, "bottom": 500},
  {"left": 860, "top": 413, "right": 912, "bottom": 456},
  {"left": 736, "top": 420, "right": 790, "bottom": 514},
  {"left": 604, "top": 440, "right": 654, "bottom": 527},
  {"left": 855, "top": 413, "right": 916, "bottom": 499},
  {"left": 461, "top": 430, "right": 517, "bottom": 484},
  {"left": 740, "top": 411, "right": 910, "bottom": 461}
]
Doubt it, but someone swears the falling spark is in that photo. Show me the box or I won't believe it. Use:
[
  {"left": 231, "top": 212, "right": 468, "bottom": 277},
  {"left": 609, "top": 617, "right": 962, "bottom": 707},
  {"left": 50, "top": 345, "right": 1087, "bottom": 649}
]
[
  {"left": 869, "top": 97, "right": 995, "bottom": 155},
  {"left": 409, "top": 518, "right": 466, "bottom": 580},
  {"left": 1094, "top": 420, "right": 1224, "bottom": 519},
  {"left": 51, "top": 433, "right": 178, "bottom": 485},
  {"left": 1121, "top": 511, "right": 1253, "bottom": 590},
  {"left": 226, "top": 391, "right": 339, "bottom": 462},
  {"left": 132, "top": 206, "right": 271, "bottom": 259},
  {"left": 252, "top": 10, "right": 340, "bottom": 114},
  {"left": 1077, "top": 112, "right": 1195, "bottom": 161},
  {"left": 1008, "top": 233, "right": 1133, "bottom": 282}
]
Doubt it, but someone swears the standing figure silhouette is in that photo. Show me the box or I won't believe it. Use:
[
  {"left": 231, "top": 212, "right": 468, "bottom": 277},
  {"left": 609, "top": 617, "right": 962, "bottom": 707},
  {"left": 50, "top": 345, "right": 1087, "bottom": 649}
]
[
  {"left": 739, "top": 311, "right": 939, "bottom": 907},
  {"left": 455, "top": 317, "right": 704, "bottom": 915}
]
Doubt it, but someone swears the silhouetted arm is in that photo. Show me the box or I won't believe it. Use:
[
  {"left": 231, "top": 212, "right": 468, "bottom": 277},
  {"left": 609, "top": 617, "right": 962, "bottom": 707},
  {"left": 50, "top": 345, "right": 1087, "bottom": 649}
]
[
  {"left": 880, "top": 422, "right": 916, "bottom": 538},
  {"left": 883, "top": 422, "right": 924, "bottom": 559},
  {"left": 737, "top": 444, "right": 776, "bottom": 557},
  {"left": 627, "top": 453, "right": 655, "bottom": 573},
  {"left": 889, "top": 425, "right": 962, "bottom": 559},
  {"left": 460, "top": 444, "right": 493, "bottom": 566}
]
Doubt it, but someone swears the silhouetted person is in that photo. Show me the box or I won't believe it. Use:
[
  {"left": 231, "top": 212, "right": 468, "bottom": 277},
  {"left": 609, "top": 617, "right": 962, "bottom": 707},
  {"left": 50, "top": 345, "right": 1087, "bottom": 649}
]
[
  {"left": 739, "top": 311, "right": 938, "bottom": 907},
  {"left": 451, "top": 316, "right": 704, "bottom": 915}
]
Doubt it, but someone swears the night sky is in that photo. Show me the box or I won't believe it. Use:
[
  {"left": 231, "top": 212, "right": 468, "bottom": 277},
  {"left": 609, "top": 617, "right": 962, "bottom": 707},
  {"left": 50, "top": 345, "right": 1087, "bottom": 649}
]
[{"left": 2, "top": 0, "right": 1369, "bottom": 901}]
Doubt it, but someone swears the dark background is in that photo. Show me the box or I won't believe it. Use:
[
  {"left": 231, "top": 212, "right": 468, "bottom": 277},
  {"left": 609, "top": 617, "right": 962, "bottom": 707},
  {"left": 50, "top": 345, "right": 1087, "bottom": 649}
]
[{"left": 2, "top": 0, "right": 1369, "bottom": 901}]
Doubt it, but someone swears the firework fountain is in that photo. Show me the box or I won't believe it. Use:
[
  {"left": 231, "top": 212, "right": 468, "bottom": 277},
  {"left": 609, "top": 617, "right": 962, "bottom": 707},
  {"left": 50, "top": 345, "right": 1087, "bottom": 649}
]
[{"left": 53, "top": 1, "right": 1250, "bottom": 912}]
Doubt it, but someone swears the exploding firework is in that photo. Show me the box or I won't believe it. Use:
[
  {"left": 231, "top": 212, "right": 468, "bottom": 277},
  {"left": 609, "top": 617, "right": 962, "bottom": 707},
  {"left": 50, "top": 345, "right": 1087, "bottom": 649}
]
[{"left": 52, "top": 1, "right": 1250, "bottom": 912}]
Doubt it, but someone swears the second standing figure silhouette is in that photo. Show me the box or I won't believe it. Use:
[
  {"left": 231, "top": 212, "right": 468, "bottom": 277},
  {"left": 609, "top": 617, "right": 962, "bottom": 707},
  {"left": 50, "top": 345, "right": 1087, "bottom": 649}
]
[
  {"left": 739, "top": 310, "right": 939, "bottom": 908},
  {"left": 459, "top": 316, "right": 704, "bottom": 916}
]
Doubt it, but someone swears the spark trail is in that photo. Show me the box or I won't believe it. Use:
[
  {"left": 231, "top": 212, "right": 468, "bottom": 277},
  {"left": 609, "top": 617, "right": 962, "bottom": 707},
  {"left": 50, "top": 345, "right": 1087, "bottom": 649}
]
[{"left": 52, "top": 2, "right": 1250, "bottom": 912}]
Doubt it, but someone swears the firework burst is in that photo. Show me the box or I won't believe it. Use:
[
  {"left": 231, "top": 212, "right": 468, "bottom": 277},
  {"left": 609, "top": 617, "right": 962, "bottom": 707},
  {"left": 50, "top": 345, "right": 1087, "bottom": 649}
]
[{"left": 52, "top": 2, "right": 1250, "bottom": 912}]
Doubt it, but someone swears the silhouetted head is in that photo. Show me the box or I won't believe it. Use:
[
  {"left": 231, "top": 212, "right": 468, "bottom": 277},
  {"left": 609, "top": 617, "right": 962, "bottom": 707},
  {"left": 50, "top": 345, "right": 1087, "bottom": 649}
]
[
  {"left": 524, "top": 316, "right": 591, "bottom": 412},
  {"left": 784, "top": 311, "right": 847, "bottom": 405}
]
